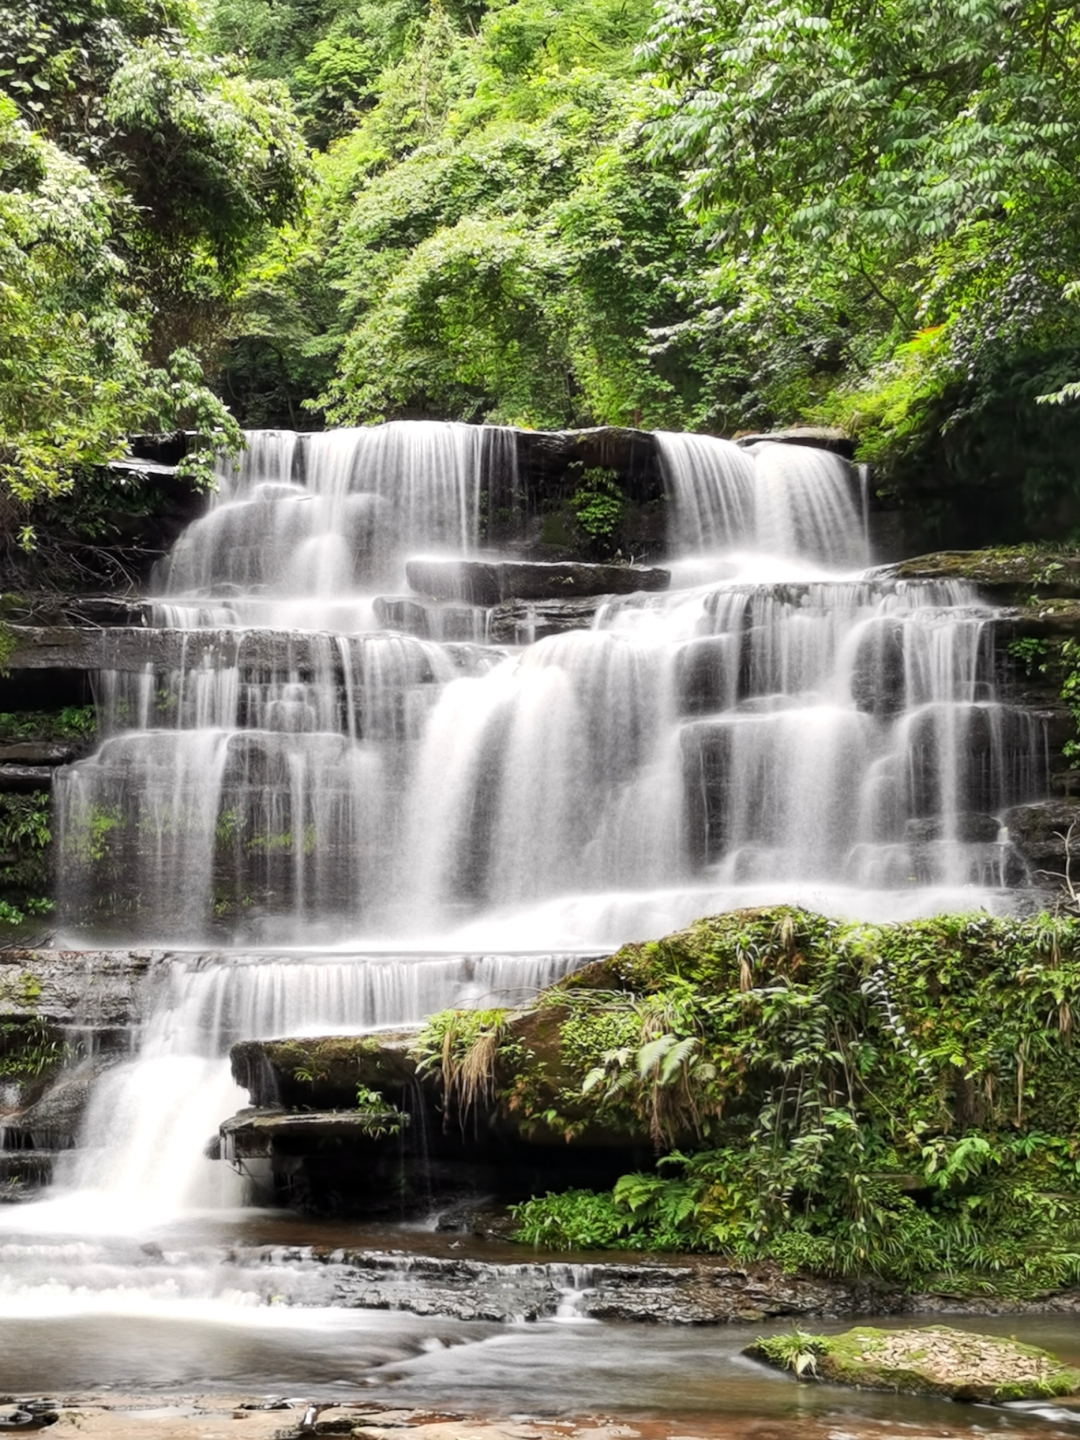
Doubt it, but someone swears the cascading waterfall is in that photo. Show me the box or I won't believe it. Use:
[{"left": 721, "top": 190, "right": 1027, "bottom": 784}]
[
  {"left": 655, "top": 431, "right": 869, "bottom": 566},
  {"left": 32, "top": 950, "right": 584, "bottom": 1229},
  {"left": 23, "top": 422, "right": 1047, "bottom": 1228}
]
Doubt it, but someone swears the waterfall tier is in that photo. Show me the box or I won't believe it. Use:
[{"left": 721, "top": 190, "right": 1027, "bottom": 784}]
[{"left": 53, "top": 425, "right": 1044, "bottom": 947}]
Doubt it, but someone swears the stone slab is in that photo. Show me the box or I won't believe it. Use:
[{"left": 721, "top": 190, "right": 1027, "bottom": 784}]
[{"left": 405, "top": 560, "right": 670, "bottom": 607}]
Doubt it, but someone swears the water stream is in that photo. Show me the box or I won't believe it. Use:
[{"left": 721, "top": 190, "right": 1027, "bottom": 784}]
[{"left": 0, "top": 424, "right": 1056, "bottom": 1413}]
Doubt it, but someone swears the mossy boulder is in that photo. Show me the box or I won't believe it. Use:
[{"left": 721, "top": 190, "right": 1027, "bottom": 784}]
[
  {"left": 747, "top": 1324, "right": 1080, "bottom": 1402},
  {"left": 892, "top": 546, "right": 1080, "bottom": 602}
]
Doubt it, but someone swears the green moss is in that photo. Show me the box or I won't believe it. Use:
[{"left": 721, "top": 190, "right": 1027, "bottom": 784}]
[
  {"left": 894, "top": 545, "right": 1080, "bottom": 599},
  {"left": 749, "top": 1325, "right": 1080, "bottom": 1402},
  {"left": 491, "top": 907, "right": 1080, "bottom": 1295}
]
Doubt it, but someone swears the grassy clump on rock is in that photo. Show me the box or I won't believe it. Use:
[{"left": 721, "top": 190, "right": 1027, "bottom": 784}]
[
  {"left": 747, "top": 1324, "right": 1080, "bottom": 1403},
  {"left": 416, "top": 907, "right": 1080, "bottom": 1297}
]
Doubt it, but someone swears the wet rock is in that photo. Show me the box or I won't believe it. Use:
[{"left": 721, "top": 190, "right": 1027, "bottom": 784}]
[
  {"left": 746, "top": 1323, "right": 1080, "bottom": 1402},
  {"left": 904, "top": 813, "right": 1002, "bottom": 843},
  {"left": 3, "top": 1069, "right": 96, "bottom": 1149},
  {"left": 372, "top": 597, "right": 487, "bottom": 643},
  {"left": 0, "top": 948, "right": 157, "bottom": 1028},
  {"left": 0, "top": 744, "right": 78, "bottom": 766},
  {"left": 0, "top": 1152, "right": 54, "bottom": 1199},
  {"left": 231, "top": 1033, "right": 420, "bottom": 1110},
  {"left": 849, "top": 619, "right": 906, "bottom": 715},
  {"left": 486, "top": 598, "right": 609, "bottom": 645},
  {"left": 405, "top": 560, "right": 669, "bottom": 607},
  {"left": 675, "top": 636, "right": 741, "bottom": 716},
  {"left": 890, "top": 548, "right": 1080, "bottom": 602},
  {"left": 287, "top": 1247, "right": 903, "bottom": 1324},
  {"left": 0, "top": 766, "right": 55, "bottom": 793},
  {"left": 735, "top": 426, "right": 854, "bottom": 457},
  {"left": 1003, "top": 799, "right": 1080, "bottom": 869},
  {"left": 219, "top": 1107, "right": 404, "bottom": 1161}
]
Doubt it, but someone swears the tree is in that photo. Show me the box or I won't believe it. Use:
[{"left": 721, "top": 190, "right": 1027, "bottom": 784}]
[{"left": 0, "top": 0, "right": 310, "bottom": 508}]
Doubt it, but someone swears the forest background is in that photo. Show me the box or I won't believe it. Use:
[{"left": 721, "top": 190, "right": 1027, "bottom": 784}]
[{"left": 5, "top": 0, "right": 1080, "bottom": 533}]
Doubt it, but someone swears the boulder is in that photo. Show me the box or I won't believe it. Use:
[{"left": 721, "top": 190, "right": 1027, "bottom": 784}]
[
  {"left": 1003, "top": 799, "right": 1080, "bottom": 869},
  {"left": 405, "top": 559, "right": 670, "bottom": 607},
  {"left": 747, "top": 1324, "right": 1080, "bottom": 1403},
  {"left": 2, "top": 1069, "right": 97, "bottom": 1149}
]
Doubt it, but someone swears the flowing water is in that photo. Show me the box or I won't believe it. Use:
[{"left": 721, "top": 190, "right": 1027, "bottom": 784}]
[{"left": 0, "top": 424, "right": 1057, "bottom": 1413}]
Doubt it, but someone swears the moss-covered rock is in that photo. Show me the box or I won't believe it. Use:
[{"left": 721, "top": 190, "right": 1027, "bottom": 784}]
[
  {"left": 892, "top": 546, "right": 1080, "bottom": 601},
  {"left": 747, "top": 1324, "right": 1080, "bottom": 1402}
]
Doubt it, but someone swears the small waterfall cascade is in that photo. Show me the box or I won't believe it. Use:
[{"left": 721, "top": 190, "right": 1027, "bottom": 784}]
[
  {"left": 155, "top": 423, "right": 518, "bottom": 630},
  {"left": 31, "top": 950, "right": 582, "bottom": 1229},
  {"left": 656, "top": 432, "right": 869, "bottom": 566},
  {"left": 23, "top": 422, "right": 1048, "bottom": 1227}
]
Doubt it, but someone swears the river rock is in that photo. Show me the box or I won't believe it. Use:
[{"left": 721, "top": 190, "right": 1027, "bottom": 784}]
[
  {"left": 746, "top": 1323, "right": 1080, "bottom": 1402},
  {"left": 405, "top": 560, "right": 670, "bottom": 607}
]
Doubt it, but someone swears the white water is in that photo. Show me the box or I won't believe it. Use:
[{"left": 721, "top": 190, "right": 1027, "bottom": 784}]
[{"left": 6, "top": 425, "right": 1049, "bottom": 1264}]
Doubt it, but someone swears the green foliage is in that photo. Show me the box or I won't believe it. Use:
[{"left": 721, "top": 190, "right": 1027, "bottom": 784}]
[
  {"left": 749, "top": 1330, "right": 828, "bottom": 1379},
  {"left": 569, "top": 468, "right": 624, "bottom": 553},
  {"left": 510, "top": 1187, "right": 630, "bottom": 1249},
  {"left": 0, "top": 0, "right": 309, "bottom": 508},
  {"left": 0, "top": 897, "right": 54, "bottom": 926},
  {"left": 1061, "top": 638, "right": 1080, "bottom": 761},
  {"left": 1007, "top": 636, "right": 1051, "bottom": 677},
  {"left": 0, "top": 708, "right": 94, "bottom": 741},
  {"left": 0, "top": 792, "right": 50, "bottom": 852},
  {"left": 635, "top": 0, "right": 1080, "bottom": 515},
  {"left": 354, "top": 1082, "right": 408, "bottom": 1137},
  {"left": 0, "top": 1017, "right": 63, "bottom": 1077},
  {"left": 219, "top": 0, "right": 726, "bottom": 429},
  {"left": 0, "top": 623, "right": 14, "bottom": 675},
  {"left": 414, "top": 1007, "right": 516, "bottom": 1125},
  {"left": 62, "top": 803, "right": 120, "bottom": 865},
  {"left": 504, "top": 908, "right": 1080, "bottom": 1295}
]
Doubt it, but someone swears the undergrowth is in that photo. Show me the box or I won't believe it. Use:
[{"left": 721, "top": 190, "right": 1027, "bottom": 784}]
[{"left": 420, "top": 907, "right": 1080, "bottom": 1296}]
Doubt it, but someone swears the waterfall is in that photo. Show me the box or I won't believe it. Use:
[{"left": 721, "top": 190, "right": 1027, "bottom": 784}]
[
  {"left": 20, "top": 950, "right": 583, "bottom": 1231},
  {"left": 656, "top": 433, "right": 869, "bottom": 567},
  {"left": 27, "top": 420, "right": 1047, "bottom": 1225}
]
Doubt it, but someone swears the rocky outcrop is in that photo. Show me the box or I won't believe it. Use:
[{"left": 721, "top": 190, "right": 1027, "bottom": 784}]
[
  {"left": 736, "top": 426, "right": 855, "bottom": 457},
  {"left": 0, "top": 948, "right": 156, "bottom": 1028},
  {"left": 374, "top": 594, "right": 610, "bottom": 644},
  {"left": 311, "top": 1248, "right": 902, "bottom": 1324},
  {"left": 405, "top": 560, "right": 670, "bottom": 607},
  {"left": 0, "top": 948, "right": 169, "bottom": 1195},
  {"left": 231, "top": 1032, "right": 419, "bottom": 1109},
  {"left": 222, "top": 1025, "right": 649, "bottom": 1217},
  {"left": 219, "top": 1106, "right": 406, "bottom": 1159}
]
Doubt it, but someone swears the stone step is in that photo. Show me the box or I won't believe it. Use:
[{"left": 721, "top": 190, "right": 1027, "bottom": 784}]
[{"left": 405, "top": 559, "right": 670, "bottom": 606}]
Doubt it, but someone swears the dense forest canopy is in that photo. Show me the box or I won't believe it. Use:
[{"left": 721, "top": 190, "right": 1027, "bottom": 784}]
[{"left": 4, "top": 0, "right": 1080, "bottom": 528}]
